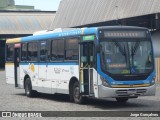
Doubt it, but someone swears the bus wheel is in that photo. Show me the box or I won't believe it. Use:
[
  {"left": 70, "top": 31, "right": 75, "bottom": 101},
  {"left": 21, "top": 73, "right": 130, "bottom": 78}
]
[
  {"left": 25, "top": 78, "right": 35, "bottom": 97},
  {"left": 73, "top": 82, "right": 83, "bottom": 104},
  {"left": 116, "top": 98, "right": 128, "bottom": 103}
]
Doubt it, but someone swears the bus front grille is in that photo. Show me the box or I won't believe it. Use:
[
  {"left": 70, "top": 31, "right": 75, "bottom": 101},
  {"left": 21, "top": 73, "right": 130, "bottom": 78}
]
[{"left": 116, "top": 89, "right": 147, "bottom": 96}]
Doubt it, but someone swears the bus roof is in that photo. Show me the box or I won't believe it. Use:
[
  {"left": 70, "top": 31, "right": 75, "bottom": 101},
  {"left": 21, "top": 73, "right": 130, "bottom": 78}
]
[
  {"left": 6, "top": 27, "right": 98, "bottom": 44},
  {"left": 6, "top": 26, "right": 149, "bottom": 44}
]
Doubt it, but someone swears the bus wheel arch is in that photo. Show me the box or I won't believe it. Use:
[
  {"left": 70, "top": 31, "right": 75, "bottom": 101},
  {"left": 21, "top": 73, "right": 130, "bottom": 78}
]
[
  {"left": 24, "top": 75, "right": 36, "bottom": 97},
  {"left": 69, "top": 77, "right": 78, "bottom": 102},
  {"left": 23, "top": 74, "right": 30, "bottom": 89},
  {"left": 69, "top": 77, "right": 83, "bottom": 104}
]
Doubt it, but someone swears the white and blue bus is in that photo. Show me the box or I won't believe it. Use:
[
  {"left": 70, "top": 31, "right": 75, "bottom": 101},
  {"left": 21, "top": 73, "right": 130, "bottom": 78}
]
[{"left": 6, "top": 26, "right": 156, "bottom": 103}]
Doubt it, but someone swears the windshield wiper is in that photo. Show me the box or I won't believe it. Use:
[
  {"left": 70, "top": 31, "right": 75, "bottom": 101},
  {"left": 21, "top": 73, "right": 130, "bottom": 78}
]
[
  {"left": 124, "top": 46, "right": 127, "bottom": 65},
  {"left": 131, "top": 41, "right": 140, "bottom": 56},
  {"left": 131, "top": 41, "right": 140, "bottom": 65},
  {"left": 113, "top": 41, "right": 127, "bottom": 64},
  {"left": 131, "top": 41, "right": 140, "bottom": 66}
]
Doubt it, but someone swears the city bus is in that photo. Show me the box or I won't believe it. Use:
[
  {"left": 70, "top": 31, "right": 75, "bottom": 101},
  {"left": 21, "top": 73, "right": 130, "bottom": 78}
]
[{"left": 5, "top": 26, "right": 156, "bottom": 104}]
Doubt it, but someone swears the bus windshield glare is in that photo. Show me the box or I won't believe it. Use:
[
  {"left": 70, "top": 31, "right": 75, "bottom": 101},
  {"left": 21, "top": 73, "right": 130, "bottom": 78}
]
[{"left": 100, "top": 37, "right": 154, "bottom": 76}]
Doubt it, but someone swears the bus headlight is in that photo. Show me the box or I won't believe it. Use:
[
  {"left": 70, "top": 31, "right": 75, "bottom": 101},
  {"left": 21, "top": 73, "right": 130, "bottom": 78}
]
[
  {"left": 150, "top": 77, "right": 156, "bottom": 85},
  {"left": 100, "top": 76, "right": 110, "bottom": 87}
]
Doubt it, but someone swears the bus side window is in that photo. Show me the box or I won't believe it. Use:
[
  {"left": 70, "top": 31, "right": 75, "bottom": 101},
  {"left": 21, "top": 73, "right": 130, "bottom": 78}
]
[
  {"left": 51, "top": 39, "right": 64, "bottom": 61},
  {"left": 6, "top": 44, "right": 14, "bottom": 62},
  {"left": 21, "top": 43, "right": 27, "bottom": 61},
  {"left": 65, "top": 38, "right": 79, "bottom": 60},
  {"left": 27, "top": 42, "right": 38, "bottom": 61}
]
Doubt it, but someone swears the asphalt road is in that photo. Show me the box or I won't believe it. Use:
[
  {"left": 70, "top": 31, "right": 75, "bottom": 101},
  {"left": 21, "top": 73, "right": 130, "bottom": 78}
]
[{"left": 0, "top": 70, "right": 160, "bottom": 119}]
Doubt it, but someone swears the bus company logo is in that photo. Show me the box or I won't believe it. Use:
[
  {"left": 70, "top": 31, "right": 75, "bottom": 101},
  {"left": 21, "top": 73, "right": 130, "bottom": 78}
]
[
  {"left": 54, "top": 68, "right": 61, "bottom": 74},
  {"left": 2, "top": 112, "right": 11, "bottom": 117},
  {"left": 29, "top": 63, "right": 35, "bottom": 73}
]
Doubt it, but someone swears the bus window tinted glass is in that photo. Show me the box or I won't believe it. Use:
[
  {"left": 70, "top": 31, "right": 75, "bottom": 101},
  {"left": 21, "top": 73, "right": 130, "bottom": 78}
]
[
  {"left": 51, "top": 39, "right": 64, "bottom": 61},
  {"left": 47, "top": 41, "right": 51, "bottom": 61},
  {"left": 6, "top": 44, "right": 14, "bottom": 61},
  {"left": 65, "top": 38, "right": 79, "bottom": 60},
  {"left": 28, "top": 42, "right": 38, "bottom": 61},
  {"left": 21, "top": 43, "right": 27, "bottom": 61},
  {"left": 40, "top": 41, "right": 47, "bottom": 61}
]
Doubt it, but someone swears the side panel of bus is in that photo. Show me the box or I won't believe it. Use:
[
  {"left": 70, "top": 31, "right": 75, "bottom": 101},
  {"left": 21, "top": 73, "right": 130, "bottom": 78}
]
[
  {"left": 20, "top": 63, "right": 79, "bottom": 94},
  {"left": 6, "top": 44, "right": 15, "bottom": 85},
  {"left": 19, "top": 63, "right": 39, "bottom": 88},
  {"left": 6, "top": 63, "right": 15, "bottom": 84},
  {"left": 47, "top": 64, "right": 79, "bottom": 94}
]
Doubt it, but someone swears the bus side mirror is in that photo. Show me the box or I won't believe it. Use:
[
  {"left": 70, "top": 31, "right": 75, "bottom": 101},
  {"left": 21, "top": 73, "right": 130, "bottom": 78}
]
[{"left": 97, "top": 45, "right": 100, "bottom": 53}]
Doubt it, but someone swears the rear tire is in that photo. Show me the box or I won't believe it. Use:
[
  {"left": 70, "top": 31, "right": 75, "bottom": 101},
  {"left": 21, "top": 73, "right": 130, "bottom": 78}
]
[
  {"left": 25, "top": 78, "right": 36, "bottom": 97},
  {"left": 116, "top": 98, "right": 128, "bottom": 103},
  {"left": 72, "top": 82, "right": 84, "bottom": 104}
]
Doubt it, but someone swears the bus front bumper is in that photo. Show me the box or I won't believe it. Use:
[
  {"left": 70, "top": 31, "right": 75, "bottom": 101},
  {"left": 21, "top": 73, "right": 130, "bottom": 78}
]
[{"left": 98, "top": 84, "right": 156, "bottom": 98}]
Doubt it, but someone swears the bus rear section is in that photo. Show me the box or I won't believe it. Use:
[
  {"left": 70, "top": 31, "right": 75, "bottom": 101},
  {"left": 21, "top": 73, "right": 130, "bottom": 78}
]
[
  {"left": 6, "top": 39, "right": 21, "bottom": 88},
  {"left": 96, "top": 26, "right": 156, "bottom": 102}
]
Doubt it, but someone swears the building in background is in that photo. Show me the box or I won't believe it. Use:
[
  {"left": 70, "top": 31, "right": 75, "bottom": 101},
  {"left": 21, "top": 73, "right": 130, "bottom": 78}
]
[
  {"left": 0, "top": 0, "right": 55, "bottom": 68},
  {"left": 0, "top": 0, "right": 34, "bottom": 11},
  {"left": 52, "top": 0, "right": 160, "bottom": 31}
]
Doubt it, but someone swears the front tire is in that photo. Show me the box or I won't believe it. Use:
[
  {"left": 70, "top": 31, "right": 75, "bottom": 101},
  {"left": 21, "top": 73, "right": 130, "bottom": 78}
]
[
  {"left": 116, "top": 98, "right": 128, "bottom": 103},
  {"left": 25, "top": 78, "right": 36, "bottom": 97},
  {"left": 72, "top": 82, "right": 83, "bottom": 104}
]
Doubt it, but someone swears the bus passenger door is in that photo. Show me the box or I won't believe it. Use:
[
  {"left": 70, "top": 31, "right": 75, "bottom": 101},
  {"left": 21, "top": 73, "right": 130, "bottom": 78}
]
[
  {"left": 79, "top": 41, "right": 94, "bottom": 96},
  {"left": 14, "top": 43, "right": 20, "bottom": 88}
]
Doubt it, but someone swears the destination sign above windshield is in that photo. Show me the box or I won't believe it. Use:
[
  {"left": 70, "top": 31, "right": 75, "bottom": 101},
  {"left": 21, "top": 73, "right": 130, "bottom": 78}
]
[{"left": 103, "top": 31, "right": 147, "bottom": 38}]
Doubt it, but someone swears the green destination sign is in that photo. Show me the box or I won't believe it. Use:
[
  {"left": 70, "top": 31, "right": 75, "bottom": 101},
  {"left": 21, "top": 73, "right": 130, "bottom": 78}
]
[{"left": 83, "top": 35, "right": 94, "bottom": 41}]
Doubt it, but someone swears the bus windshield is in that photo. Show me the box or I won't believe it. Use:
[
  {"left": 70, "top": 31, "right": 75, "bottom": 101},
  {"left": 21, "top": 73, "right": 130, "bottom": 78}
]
[{"left": 100, "top": 39, "right": 154, "bottom": 75}]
